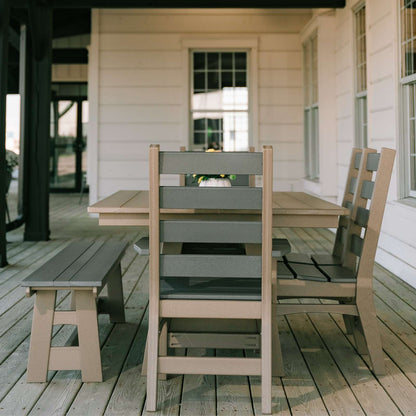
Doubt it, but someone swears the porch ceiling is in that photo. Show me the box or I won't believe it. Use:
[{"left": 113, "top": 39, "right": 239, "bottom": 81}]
[{"left": 12, "top": 0, "right": 346, "bottom": 9}]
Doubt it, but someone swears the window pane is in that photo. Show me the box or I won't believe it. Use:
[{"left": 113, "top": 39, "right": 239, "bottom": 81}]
[
  {"left": 221, "top": 71, "right": 233, "bottom": 88},
  {"left": 235, "top": 72, "right": 247, "bottom": 87},
  {"left": 207, "top": 72, "right": 219, "bottom": 90},
  {"left": 194, "top": 72, "right": 205, "bottom": 91},
  {"left": 221, "top": 53, "right": 233, "bottom": 70},
  {"left": 193, "top": 52, "right": 205, "bottom": 70},
  {"left": 207, "top": 53, "right": 219, "bottom": 70},
  {"left": 235, "top": 52, "right": 247, "bottom": 70}
]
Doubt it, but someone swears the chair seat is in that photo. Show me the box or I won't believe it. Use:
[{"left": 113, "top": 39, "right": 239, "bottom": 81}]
[
  {"left": 319, "top": 265, "right": 356, "bottom": 283},
  {"left": 311, "top": 254, "right": 342, "bottom": 266},
  {"left": 284, "top": 253, "right": 314, "bottom": 264},
  {"left": 160, "top": 277, "right": 261, "bottom": 300},
  {"left": 284, "top": 263, "right": 328, "bottom": 282}
]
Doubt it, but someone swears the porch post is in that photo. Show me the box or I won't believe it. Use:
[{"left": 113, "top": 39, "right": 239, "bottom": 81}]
[
  {"left": 24, "top": 1, "right": 52, "bottom": 241},
  {"left": 0, "top": 0, "right": 11, "bottom": 267}
]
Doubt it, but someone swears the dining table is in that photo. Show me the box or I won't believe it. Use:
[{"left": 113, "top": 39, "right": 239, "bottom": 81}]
[{"left": 88, "top": 190, "right": 349, "bottom": 228}]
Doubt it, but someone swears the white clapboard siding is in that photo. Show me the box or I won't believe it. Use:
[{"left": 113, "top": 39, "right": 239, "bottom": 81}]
[
  {"left": 100, "top": 34, "right": 182, "bottom": 50},
  {"left": 258, "top": 51, "right": 302, "bottom": 69},
  {"left": 259, "top": 87, "right": 303, "bottom": 106},
  {"left": 259, "top": 34, "right": 303, "bottom": 51},
  {"left": 99, "top": 123, "right": 183, "bottom": 143},
  {"left": 99, "top": 11, "right": 312, "bottom": 34},
  {"left": 100, "top": 69, "right": 183, "bottom": 87},
  {"left": 99, "top": 104, "right": 183, "bottom": 123},
  {"left": 100, "top": 51, "right": 182, "bottom": 69},
  {"left": 100, "top": 87, "right": 183, "bottom": 105},
  {"left": 259, "top": 124, "right": 303, "bottom": 143},
  {"left": 258, "top": 69, "right": 303, "bottom": 88},
  {"left": 259, "top": 107, "right": 303, "bottom": 125}
]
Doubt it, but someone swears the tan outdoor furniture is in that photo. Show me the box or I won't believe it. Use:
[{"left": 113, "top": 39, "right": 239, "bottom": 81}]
[
  {"left": 22, "top": 240, "right": 128, "bottom": 383},
  {"left": 274, "top": 147, "right": 396, "bottom": 375},
  {"left": 88, "top": 191, "right": 349, "bottom": 228},
  {"left": 145, "top": 145, "right": 275, "bottom": 414}
]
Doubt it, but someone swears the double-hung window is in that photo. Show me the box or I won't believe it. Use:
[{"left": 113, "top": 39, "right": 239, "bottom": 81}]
[
  {"left": 190, "top": 51, "right": 249, "bottom": 151},
  {"left": 400, "top": 0, "right": 416, "bottom": 197},
  {"left": 354, "top": 4, "right": 368, "bottom": 148},
  {"left": 303, "top": 35, "right": 319, "bottom": 180}
]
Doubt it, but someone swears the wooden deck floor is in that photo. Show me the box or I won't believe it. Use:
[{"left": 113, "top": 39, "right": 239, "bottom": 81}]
[{"left": 1, "top": 193, "right": 416, "bottom": 415}]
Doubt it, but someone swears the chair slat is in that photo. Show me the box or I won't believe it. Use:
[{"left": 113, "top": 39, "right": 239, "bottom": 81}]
[
  {"left": 348, "top": 177, "right": 357, "bottom": 194},
  {"left": 350, "top": 234, "right": 363, "bottom": 257},
  {"left": 288, "top": 263, "right": 328, "bottom": 282},
  {"left": 160, "top": 220, "right": 262, "bottom": 244},
  {"left": 354, "top": 152, "right": 362, "bottom": 169},
  {"left": 160, "top": 277, "right": 261, "bottom": 300},
  {"left": 160, "top": 187, "right": 262, "bottom": 210},
  {"left": 320, "top": 265, "right": 356, "bottom": 283},
  {"left": 355, "top": 207, "right": 370, "bottom": 227},
  {"left": 160, "top": 255, "right": 262, "bottom": 278},
  {"left": 366, "top": 153, "right": 380, "bottom": 171},
  {"left": 159, "top": 151, "right": 263, "bottom": 175},
  {"left": 361, "top": 180, "right": 375, "bottom": 199}
]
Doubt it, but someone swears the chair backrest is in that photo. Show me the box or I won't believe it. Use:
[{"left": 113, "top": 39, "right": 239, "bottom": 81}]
[
  {"left": 149, "top": 145, "right": 273, "bottom": 300},
  {"left": 332, "top": 148, "right": 363, "bottom": 260},
  {"left": 342, "top": 148, "right": 396, "bottom": 285},
  {"left": 179, "top": 146, "right": 256, "bottom": 187}
]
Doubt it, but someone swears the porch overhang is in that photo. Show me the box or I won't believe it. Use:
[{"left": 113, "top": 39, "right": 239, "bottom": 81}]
[{"left": 12, "top": 0, "right": 346, "bottom": 9}]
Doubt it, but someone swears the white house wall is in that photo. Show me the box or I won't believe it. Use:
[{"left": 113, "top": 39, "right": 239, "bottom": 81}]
[{"left": 88, "top": 8, "right": 312, "bottom": 201}]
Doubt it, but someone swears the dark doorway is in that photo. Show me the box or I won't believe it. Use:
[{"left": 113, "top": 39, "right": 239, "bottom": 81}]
[{"left": 50, "top": 85, "right": 87, "bottom": 193}]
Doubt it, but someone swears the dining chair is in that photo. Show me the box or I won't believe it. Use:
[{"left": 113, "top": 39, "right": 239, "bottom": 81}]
[
  {"left": 145, "top": 145, "right": 276, "bottom": 414},
  {"left": 273, "top": 147, "right": 395, "bottom": 375}
]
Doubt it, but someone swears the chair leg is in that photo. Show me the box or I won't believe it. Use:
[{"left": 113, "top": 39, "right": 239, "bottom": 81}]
[
  {"left": 158, "top": 320, "right": 168, "bottom": 381},
  {"left": 261, "top": 302, "right": 272, "bottom": 414},
  {"left": 27, "top": 290, "right": 56, "bottom": 382},
  {"left": 357, "top": 298, "right": 385, "bottom": 375},
  {"left": 106, "top": 263, "right": 125, "bottom": 323},
  {"left": 146, "top": 320, "right": 159, "bottom": 411},
  {"left": 272, "top": 304, "right": 284, "bottom": 377},
  {"left": 75, "top": 290, "right": 103, "bottom": 382},
  {"left": 351, "top": 316, "right": 368, "bottom": 355}
]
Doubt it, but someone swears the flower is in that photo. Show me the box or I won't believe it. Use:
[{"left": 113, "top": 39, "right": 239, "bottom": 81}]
[
  {"left": 191, "top": 150, "right": 237, "bottom": 183},
  {"left": 5, "top": 150, "right": 18, "bottom": 175}
]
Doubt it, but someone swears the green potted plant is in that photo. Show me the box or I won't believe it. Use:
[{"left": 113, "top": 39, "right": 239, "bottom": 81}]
[{"left": 5, "top": 149, "right": 18, "bottom": 193}]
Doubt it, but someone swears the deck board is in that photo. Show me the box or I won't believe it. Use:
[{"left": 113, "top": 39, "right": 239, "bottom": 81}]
[{"left": 0, "top": 194, "right": 416, "bottom": 415}]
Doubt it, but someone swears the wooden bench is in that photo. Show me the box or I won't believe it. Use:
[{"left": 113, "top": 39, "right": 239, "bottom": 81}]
[{"left": 22, "top": 240, "right": 128, "bottom": 383}]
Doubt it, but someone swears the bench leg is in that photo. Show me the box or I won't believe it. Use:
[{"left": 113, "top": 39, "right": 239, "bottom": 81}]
[
  {"left": 27, "top": 290, "right": 56, "bottom": 382},
  {"left": 106, "top": 263, "right": 125, "bottom": 323},
  {"left": 75, "top": 290, "right": 103, "bottom": 382}
]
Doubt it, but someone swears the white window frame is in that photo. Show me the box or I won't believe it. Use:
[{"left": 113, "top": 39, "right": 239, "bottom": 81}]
[
  {"left": 303, "top": 34, "right": 319, "bottom": 180},
  {"left": 181, "top": 38, "right": 258, "bottom": 151},
  {"left": 399, "top": 1, "right": 416, "bottom": 198},
  {"left": 189, "top": 50, "right": 250, "bottom": 151},
  {"left": 353, "top": 2, "right": 368, "bottom": 148}
]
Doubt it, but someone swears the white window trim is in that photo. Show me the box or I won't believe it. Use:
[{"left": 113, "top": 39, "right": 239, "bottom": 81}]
[
  {"left": 301, "top": 13, "right": 337, "bottom": 198},
  {"left": 353, "top": 2, "right": 368, "bottom": 149},
  {"left": 181, "top": 37, "right": 258, "bottom": 151},
  {"left": 399, "top": 1, "right": 416, "bottom": 199}
]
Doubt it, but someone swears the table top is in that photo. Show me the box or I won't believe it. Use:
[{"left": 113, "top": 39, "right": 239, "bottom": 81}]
[{"left": 89, "top": 190, "right": 348, "bottom": 228}]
